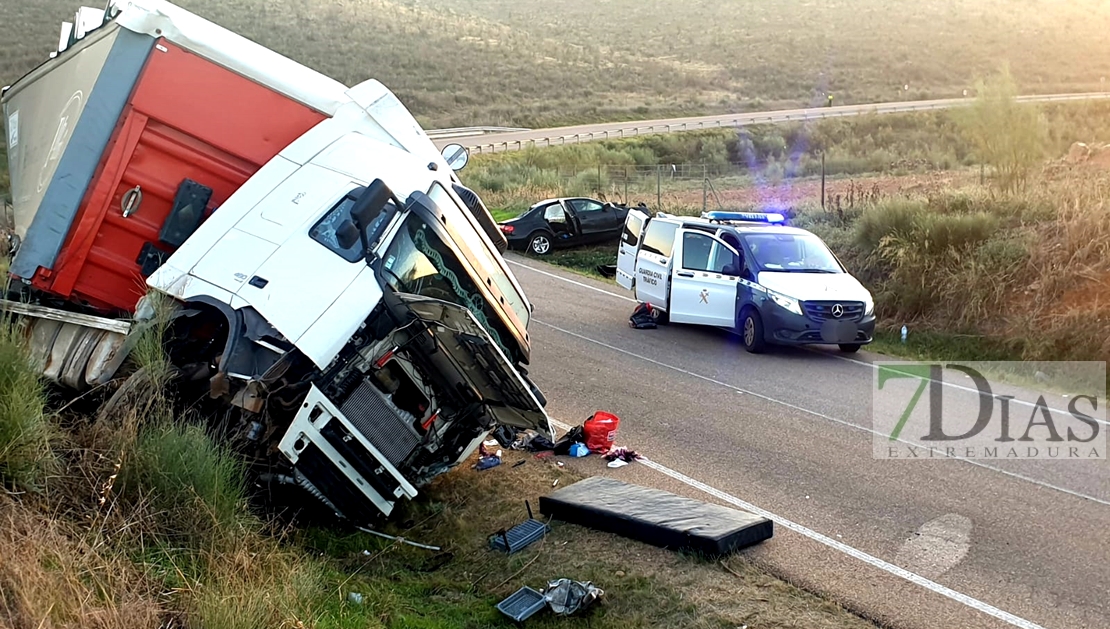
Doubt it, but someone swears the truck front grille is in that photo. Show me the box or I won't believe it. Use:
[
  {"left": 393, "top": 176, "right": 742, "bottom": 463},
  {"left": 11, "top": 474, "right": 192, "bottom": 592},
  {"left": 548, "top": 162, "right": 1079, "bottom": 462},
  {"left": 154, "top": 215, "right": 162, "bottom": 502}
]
[{"left": 339, "top": 380, "right": 422, "bottom": 467}]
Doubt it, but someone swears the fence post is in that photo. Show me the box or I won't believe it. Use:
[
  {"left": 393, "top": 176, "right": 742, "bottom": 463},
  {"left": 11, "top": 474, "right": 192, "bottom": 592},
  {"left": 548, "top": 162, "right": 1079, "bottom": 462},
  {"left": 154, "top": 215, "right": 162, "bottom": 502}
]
[
  {"left": 598, "top": 163, "right": 602, "bottom": 196},
  {"left": 703, "top": 164, "right": 708, "bottom": 214},
  {"left": 821, "top": 152, "right": 826, "bottom": 209},
  {"left": 656, "top": 166, "right": 662, "bottom": 208}
]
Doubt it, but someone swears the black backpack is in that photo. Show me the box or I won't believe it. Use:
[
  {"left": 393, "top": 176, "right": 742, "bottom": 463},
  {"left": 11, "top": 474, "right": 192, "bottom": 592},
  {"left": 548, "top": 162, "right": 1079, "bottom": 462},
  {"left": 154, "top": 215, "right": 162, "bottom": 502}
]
[{"left": 629, "top": 303, "right": 658, "bottom": 329}]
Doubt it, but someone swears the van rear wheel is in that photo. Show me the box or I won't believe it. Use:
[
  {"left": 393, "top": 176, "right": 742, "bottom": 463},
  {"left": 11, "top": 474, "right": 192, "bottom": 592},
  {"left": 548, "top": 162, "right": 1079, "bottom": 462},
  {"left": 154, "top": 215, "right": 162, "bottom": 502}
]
[{"left": 838, "top": 343, "right": 861, "bottom": 353}]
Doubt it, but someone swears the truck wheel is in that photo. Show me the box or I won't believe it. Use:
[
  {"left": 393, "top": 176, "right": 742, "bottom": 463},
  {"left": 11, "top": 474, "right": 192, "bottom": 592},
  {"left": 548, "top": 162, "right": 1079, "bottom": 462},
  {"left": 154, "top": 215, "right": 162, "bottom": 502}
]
[
  {"left": 838, "top": 343, "right": 861, "bottom": 353},
  {"left": 740, "top": 308, "right": 766, "bottom": 353},
  {"left": 528, "top": 232, "right": 553, "bottom": 256}
]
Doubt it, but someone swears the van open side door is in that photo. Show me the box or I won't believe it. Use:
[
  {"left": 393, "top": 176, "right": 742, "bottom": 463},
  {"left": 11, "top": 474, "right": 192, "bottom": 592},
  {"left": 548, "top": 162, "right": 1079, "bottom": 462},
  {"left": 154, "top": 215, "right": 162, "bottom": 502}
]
[{"left": 615, "top": 208, "right": 649, "bottom": 290}]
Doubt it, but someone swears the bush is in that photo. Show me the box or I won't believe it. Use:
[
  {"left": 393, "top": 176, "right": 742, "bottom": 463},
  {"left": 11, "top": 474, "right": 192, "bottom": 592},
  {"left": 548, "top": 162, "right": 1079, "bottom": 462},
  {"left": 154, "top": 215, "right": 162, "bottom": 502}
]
[
  {"left": 121, "top": 421, "right": 246, "bottom": 543},
  {"left": 0, "top": 316, "right": 56, "bottom": 492}
]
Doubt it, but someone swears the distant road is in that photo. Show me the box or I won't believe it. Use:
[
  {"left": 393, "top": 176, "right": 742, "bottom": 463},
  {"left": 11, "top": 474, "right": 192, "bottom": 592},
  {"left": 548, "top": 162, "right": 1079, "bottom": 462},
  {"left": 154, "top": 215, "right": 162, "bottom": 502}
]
[{"left": 428, "top": 92, "right": 1110, "bottom": 154}]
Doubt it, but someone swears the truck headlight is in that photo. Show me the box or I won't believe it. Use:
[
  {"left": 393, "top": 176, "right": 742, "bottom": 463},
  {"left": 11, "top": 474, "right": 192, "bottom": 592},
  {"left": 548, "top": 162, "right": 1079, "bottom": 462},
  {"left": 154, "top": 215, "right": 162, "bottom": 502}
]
[
  {"left": 769, "top": 291, "right": 802, "bottom": 316},
  {"left": 864, "top": 296, "right": 874, "bottom": 316}
]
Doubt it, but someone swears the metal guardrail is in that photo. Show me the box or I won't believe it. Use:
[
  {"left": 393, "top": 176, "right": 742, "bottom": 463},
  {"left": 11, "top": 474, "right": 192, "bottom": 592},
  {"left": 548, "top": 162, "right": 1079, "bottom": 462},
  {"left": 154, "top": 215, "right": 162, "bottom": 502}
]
[
  {"left": 444, "top": 92, "right": 1110, "bottom": 155},
  {"left": 425, "top": 126, "right": 530, "bottom": 139}
]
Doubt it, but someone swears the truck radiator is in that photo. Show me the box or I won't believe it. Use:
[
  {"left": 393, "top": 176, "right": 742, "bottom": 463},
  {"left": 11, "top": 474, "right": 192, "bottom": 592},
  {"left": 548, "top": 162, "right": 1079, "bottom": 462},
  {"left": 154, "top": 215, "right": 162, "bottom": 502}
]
[{"left": 338, "top": 381, "right": 422, "bottom": 467}]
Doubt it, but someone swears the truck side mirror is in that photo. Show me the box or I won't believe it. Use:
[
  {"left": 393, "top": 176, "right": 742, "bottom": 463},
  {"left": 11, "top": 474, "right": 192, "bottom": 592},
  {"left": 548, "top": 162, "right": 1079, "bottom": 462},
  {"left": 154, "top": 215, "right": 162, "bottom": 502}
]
[
  {"left": 440, "top": 143, "right": 469, "bottom": 171},
  {"left": 350, "top": 179, "right": 394, "bottom": 232},
  {"left": 335, "top": 220, "right": 360, "bottom": 250}
]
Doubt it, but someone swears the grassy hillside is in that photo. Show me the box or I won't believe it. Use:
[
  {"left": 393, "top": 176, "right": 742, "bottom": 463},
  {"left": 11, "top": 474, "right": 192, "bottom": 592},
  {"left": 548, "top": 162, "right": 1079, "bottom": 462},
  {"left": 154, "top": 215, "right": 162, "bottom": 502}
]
[{"left": 3, "top": 0, "right": 1110, "bottom": 128}]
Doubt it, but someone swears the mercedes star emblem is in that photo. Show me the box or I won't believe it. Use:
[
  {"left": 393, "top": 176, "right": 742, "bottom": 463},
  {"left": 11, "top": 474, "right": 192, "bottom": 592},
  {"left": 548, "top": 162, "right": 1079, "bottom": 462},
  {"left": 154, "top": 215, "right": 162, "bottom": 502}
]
[{"left": 831, "top": 303, "right": 844, "bottom": 318}]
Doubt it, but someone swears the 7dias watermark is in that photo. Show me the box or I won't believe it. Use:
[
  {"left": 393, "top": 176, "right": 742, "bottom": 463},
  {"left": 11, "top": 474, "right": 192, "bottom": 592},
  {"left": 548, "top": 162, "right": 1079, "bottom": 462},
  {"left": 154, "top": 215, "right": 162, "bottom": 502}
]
[{"left": 872, "top": 361, "right": 1106, "bottom": 460}]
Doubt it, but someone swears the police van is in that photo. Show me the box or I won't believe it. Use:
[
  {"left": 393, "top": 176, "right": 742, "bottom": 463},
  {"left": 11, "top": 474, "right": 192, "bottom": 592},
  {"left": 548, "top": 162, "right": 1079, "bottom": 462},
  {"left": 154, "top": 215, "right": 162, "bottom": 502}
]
[{"left": 615, "top": 209, "right": 876, "bottom": 353}]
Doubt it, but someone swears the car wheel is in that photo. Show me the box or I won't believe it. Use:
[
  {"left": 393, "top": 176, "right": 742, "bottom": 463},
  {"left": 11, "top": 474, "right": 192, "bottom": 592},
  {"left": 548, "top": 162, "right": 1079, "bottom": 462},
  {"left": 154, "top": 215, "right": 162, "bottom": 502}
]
[
  {"left": 528, "top": 232, "right": 553, "bottom": 256},
  {"left": 740, "top": 308, "right": 766, "bottom": 353},
  {"left": 838, "top": 343, "right": 862, "bottom": 353}
]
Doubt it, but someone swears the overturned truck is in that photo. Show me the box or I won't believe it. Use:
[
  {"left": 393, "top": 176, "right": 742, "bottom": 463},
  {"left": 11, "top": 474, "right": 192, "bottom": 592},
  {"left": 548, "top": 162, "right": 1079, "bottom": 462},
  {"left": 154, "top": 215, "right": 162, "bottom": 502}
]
[{"left": 1, "top": 0, "right": 551, "bottom": 522}]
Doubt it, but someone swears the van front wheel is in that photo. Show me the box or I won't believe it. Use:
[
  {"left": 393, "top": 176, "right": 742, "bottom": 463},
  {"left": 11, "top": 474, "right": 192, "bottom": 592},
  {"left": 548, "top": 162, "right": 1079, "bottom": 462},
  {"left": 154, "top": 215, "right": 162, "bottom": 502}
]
[{"left": 740, "top": 309, "right": 766, "bottom": 353}]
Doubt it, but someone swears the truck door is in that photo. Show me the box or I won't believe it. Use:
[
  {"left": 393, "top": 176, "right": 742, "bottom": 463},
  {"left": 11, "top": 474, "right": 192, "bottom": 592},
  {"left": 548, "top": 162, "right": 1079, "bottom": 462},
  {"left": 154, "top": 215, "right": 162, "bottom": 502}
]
[
  {"left": 232, "top": 172, "right": 376, "bottom": 346},
  {"left": 668, "top": 229, "right": 741, "bottom": 327},
  {"left": 615, "top": 208, "right": 648, "bottom": 290},
  {"left": 633, "top": 218, "right": 677, "bottom": 309}
]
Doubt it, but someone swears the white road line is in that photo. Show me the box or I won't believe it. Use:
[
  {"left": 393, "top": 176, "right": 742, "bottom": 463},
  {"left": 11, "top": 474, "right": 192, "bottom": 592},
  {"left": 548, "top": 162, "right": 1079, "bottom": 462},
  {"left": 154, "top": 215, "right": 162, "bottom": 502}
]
[
  {"left": 535, "top": 318, "right": 1110, "bottom": 508},
  {"left": 638, "top": 459, "right": 1047, "bottom": 629},
  {"left": 510, "top": 258, "right": 1109, "bottom": 425},
  {"left": 546, "top": 419, "right": 1044, "bottom": 629},
  {"left": 509, "top": 259, "right": 637, "bottom": 303}
]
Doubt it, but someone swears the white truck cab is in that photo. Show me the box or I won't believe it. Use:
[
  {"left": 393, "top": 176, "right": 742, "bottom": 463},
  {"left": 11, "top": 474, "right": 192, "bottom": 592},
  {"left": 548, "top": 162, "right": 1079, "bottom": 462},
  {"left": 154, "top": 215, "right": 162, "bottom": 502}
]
[{"left": 616, "top": 210, "right": 876, "bottom": 353}]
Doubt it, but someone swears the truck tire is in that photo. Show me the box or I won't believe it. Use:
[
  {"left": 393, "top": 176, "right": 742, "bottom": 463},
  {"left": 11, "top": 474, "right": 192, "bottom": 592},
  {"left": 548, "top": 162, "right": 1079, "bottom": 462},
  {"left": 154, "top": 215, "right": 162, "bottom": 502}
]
[
  {"left": 527, "top": 231, "right": 553, "bottom": 256},
  {"left": 452, "top": 183, "right": 509, "bottom": 254},
  {"left": 740, "top": 308, "right": 766, "bottom": 353}
]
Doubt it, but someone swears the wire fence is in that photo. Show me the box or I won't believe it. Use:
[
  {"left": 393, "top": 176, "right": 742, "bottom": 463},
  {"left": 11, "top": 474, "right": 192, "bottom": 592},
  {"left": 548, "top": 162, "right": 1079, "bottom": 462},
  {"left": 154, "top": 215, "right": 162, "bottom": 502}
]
[{"left": 475, "top": 157, "right": 908, "bottom": 216}]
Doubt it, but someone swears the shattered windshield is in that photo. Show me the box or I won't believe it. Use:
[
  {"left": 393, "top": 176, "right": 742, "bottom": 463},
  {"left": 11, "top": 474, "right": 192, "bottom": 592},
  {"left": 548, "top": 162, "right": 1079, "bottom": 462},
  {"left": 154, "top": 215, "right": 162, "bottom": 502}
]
[
  {"left": 742, "top": 232, "right": 844, "bottom": 274},
  {"left": 381, "top": 213, "right": 514, "bottom": 356},
  {"left": 426, "top": 182, "right": 529, "bottom": 330}
]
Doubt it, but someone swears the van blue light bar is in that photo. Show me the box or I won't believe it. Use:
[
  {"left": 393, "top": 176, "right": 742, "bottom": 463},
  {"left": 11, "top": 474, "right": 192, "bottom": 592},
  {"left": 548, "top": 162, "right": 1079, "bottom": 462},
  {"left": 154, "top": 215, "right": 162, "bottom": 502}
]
[{"left": 702, "top": 211, "right": 786, "bottom": 224}]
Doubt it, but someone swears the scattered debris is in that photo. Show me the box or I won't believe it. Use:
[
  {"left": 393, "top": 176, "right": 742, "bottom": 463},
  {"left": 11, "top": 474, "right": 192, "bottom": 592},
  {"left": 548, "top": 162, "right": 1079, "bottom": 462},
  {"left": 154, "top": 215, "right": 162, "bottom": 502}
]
[
  {"left": 583, "top": 411, "right": 621, "bottom": 453},
  {"left": 569, "top": 443, "right": 590, "bottom": 457},
  {"left": 497, "top": 586, "right": 547, "bottom": 622},
  {"left": 544, "top": 578, "right": 604, "bottom": 616},
  {"left": 607, "top": 459, "right": 628, "bottom": 468},
  {"left": 603, "top": 446, "right": 641, "bottom": 463},
  {"left": 355, "top": 526, "right": 442, "bottom": 551},
  {"left": 474, "top": 443, "right": 503, "bottom": 470},
  {"left": 540, "top": 477, "right": 773, "bottom": 555},
  {"left": 596, "top": 264, "right": 617, "bottom": 278},
  {"left": 490, "top": 502, "right": 551, "bottom": 554},
  {"left": 629, "top": 302, "right": 658, "bottom": 329},
  {"left": 512, "top": 460, "right": 527, "bottom": 468},
  {"left": 347, "top": 592, "right": 364, "bottom": 605}
]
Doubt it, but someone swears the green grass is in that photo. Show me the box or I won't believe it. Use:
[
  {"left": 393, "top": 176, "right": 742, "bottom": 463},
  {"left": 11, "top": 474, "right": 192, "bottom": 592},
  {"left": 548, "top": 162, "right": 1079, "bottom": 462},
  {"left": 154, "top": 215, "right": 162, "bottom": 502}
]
[
  {"left": 4, "top": 1, "right": 1110, "bottom": 129},
  {"left": 0, "top": 262, "right": 57, "bottom": 492}
]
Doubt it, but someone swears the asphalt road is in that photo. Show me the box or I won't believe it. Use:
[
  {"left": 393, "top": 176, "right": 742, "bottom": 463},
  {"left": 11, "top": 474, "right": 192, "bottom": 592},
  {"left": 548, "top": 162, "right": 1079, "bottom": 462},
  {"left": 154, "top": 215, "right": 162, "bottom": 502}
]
[
  {"left": 430, "top": 92, "right": 1110, "bottom": 154},
  {"left": 507, "top": 255, "right": 1109, "bottom": 629}
]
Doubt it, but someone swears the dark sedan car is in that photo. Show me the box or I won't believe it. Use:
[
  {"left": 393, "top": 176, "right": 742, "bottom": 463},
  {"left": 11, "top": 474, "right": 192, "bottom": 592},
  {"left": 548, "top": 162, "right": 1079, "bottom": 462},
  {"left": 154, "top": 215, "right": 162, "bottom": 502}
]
[{"left": 498, "top": 197, "right": 637, "bottom": 255}]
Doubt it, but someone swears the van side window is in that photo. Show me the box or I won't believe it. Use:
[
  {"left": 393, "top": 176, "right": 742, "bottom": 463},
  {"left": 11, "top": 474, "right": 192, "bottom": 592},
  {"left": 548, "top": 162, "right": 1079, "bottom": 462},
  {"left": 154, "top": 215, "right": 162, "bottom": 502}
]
[
  {"left": 622, "top": 213, "right": 645, "bottom": 247},
  {"left": 641, "top": 221, "right": 678, "bottom": 257},
  {"left": 681, "top": 232, "right": 714, "bottom": 271}
]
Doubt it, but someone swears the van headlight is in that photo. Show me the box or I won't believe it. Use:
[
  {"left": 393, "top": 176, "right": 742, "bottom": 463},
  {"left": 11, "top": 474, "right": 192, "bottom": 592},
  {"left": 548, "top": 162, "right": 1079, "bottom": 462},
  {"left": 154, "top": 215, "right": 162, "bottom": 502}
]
[
  {"left": 769, "top": 291, "right": 802, "bottom": 316},
  {"left": 864, "top": 295, "right": 874, "bottom": 316}
]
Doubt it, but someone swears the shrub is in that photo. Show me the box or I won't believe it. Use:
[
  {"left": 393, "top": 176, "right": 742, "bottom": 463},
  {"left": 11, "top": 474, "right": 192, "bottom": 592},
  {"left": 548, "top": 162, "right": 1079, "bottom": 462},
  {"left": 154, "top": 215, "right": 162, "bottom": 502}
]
[
  {"left": 0, "top": 260, "right": 56, "bottom": 492},
  {"left": 121, "top": 421, "right": 246, "bottom": 543}
]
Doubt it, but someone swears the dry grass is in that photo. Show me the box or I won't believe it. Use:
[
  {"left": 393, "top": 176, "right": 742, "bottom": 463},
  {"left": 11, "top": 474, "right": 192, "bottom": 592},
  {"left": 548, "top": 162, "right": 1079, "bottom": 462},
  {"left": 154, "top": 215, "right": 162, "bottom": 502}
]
[
  {"left": 0, "top": 495, "right": 164, "bottom": 629},
  {"left": 3, "top": 1, "right": 1110, "bottom": 129}
]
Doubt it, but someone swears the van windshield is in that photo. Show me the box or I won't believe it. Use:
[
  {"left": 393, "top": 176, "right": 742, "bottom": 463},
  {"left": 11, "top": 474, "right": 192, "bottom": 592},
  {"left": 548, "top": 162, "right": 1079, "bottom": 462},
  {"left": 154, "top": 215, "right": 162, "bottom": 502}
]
[{"left": 742, "top": 232, "right": 844, "bottom": 273}]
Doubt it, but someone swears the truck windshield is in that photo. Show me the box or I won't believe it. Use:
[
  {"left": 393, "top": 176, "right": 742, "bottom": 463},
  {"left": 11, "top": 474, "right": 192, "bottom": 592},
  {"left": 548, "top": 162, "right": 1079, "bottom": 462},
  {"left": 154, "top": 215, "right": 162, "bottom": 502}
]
[
  {"left": 742, "top": 232, "right": 844, "bottom": 273},
  {"left": 425, "top": 182, "right": 530, "bottom": 331},
  {"left": 381, "top": 213, "right": 515, "bottom": 357}
]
